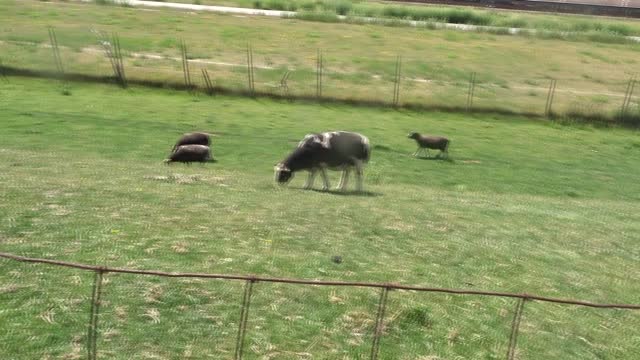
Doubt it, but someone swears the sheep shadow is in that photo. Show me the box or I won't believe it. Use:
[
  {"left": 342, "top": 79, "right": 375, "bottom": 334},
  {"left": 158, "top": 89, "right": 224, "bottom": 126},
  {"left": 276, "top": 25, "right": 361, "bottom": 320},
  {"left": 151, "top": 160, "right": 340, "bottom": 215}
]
[
  {"left": 308, "top": 189, "right": 382, "bottom": 197},
  {"left": 164, "top": 159, "right": 218, "bottom": 165},
  {"left": 415, "top": 155, "right": 454, "bottom": 163}
]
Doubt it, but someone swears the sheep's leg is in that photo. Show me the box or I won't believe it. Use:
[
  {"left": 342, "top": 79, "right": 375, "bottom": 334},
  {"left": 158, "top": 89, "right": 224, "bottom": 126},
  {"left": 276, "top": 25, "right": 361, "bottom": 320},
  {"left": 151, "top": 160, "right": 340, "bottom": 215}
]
[
  {"left": 354, "top": 162, "right": 364, "bottom": 192},
  {"left": 320, "top": 168, "right": 331, "bottom": 191},
  {"left": 413, "top": 147, "right": 421, "bottom": 157},
  {"left": 304, "top": 169, "right": 317, "bottom": 189},
  {"left": 338, "top": 168, "right": 350, "bottom": 191}
]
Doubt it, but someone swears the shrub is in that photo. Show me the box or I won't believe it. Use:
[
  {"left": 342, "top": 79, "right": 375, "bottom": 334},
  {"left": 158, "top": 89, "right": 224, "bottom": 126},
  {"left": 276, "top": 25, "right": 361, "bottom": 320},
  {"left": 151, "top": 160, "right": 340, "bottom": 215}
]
[
  {"left": 266, "top": 0, "right": 288, "bottom": 11},
  {"left": 382, "top": 6, "right": 410, "bottom": 19},
  {"left": 606, "top": 23, "right": 633, "bottom": 36},
  {"left": 295, "top": 10, "right": 340, "bottom": 23}
]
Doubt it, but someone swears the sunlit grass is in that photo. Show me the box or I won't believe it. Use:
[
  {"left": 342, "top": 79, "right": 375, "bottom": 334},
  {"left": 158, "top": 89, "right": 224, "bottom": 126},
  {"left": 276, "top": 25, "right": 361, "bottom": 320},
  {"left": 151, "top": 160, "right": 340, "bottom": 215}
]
[{"left": 0, "top": 78, "right": 639, "bottom": 358}]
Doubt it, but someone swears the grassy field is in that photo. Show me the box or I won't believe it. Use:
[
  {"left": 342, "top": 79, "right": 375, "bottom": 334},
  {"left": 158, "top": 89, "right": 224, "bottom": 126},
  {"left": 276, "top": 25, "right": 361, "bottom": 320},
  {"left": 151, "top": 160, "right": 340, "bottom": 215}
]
[
  {"left": 1, "top": 0, "right": 640, "bottom": 121},
  {"left": 119, "top": 0, "right": 640, "bottom": 37},
  {"left": 1, "top": 77, "right": 639, "bottom": 359}
]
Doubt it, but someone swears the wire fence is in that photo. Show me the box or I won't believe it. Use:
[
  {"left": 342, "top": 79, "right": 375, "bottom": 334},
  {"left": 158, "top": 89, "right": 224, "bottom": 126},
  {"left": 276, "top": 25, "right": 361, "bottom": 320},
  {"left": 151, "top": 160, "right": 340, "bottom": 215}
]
[
  {"left": 1, "top": 252, "right": 639, "bottom": 359},
  {"left": 0, "top": 27, "right": 639, "bottom": 125}
]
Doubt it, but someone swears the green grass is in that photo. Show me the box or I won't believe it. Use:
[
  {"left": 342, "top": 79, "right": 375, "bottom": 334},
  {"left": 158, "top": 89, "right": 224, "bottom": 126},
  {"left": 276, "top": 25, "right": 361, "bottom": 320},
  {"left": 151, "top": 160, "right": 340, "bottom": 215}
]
[
  {"left": 1, "top": 77, "right": 640, "bottom": 359},
  {"left": 131, "top": 0, "right": 640, "bottom": 37},
  {"left": 2, "top": 0, "right": 640, "bottom": 121}
]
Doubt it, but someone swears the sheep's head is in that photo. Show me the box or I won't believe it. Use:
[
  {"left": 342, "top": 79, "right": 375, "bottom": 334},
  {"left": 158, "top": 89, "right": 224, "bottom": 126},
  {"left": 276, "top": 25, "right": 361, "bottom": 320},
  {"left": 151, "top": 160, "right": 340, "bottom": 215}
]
[
  {"left": 407, "top": 132, "right": 420, "bottom": 139},
  {"left": 274, "top": 163, "right": 293, "bottom": 185}
]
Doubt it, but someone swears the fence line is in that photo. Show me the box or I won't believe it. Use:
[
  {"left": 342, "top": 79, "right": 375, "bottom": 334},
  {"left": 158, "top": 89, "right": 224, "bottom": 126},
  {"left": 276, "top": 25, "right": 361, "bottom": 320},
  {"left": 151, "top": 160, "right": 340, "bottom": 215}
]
[
  {"left": 1, "top": 252, "right": 638, "bottom": 309},
  {"left": 2, "top": 251, "right": 639, "bottom": 360},
  {"left": 2, "top": 32, "right": 640, "bottom": 123}
]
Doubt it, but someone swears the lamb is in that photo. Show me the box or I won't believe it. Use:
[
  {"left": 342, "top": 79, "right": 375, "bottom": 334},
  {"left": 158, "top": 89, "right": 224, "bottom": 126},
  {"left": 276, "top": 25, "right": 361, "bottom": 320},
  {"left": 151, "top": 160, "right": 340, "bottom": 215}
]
[
  {"left": 164, "top": 144, "right": 214, "bottom": 164},
  {"left": 407, "top": 132, "right": 450, "bottom": 158},
  {"left": 171, "top": 132, "right": 211, "bottom": 153}
]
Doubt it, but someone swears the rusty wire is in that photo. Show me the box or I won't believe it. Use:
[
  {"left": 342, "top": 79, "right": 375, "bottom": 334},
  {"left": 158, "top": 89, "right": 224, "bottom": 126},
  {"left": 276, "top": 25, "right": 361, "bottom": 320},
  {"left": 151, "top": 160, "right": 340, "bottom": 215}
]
[{"left": 2, "top": 252, "right": 638, "bottom": 310}]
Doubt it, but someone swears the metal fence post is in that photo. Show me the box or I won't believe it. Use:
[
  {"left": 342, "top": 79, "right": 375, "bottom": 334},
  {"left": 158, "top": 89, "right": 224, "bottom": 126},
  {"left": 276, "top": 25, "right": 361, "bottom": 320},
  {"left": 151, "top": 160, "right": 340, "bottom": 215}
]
[
  {"left": 467, "top": 72, "right": 477, "bottom": 111},
  {"left": 97, "top": 32, "right": 127, "bottom": 88},
  {"left": 180, "top": 39, "right": 191, "bottom": 89},
  {"left": 506, "top": 297, "right": 527, "bottom": 360},
  {"left": 47, "top": 27, "right": 64, "bottom": 79},
  {"left": 621, "top": 76, "right": 636, "bottom": 117},
  {"left": 234, "top": 279, "right": 255, "bottom": 360},
  {"left": 370, "top": 287, "right": 390, "bottom": 360},
  {"left": 280, "top": 70, "right": 291, "bottom": 97},
  {"left": 316, "top": 49, "right": 323, "bottom": 98},
  {"left": 87, "top": 270, "right": 105, "bottom": 360},
  {"left": 246, "top": 44, "right": 255, "bottom": 94},
  {"left": 392, "top": 56, "right": 402, "bottom": 107},
  {"left": 0, "top": 58, "right": 6, "bottom": 82},
  {"left": 112, "top": 34, "right": 126, "bottom": 88},
  {"left": 545, "top": 79, "right": 557, "bottom": 117},
  {"left": 201, "top": 68, "right": 214, "bottom": 94}
]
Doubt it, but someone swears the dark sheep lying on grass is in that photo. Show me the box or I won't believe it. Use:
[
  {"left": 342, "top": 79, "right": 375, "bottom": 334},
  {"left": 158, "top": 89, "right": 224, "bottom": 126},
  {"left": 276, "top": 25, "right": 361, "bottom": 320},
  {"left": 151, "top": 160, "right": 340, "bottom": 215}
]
[
  {"left": 407, "top": 132, "right": 450, "bottom": 158},
  {"left": 164, "top": 144, "right": 214, "bottom": 164},
  {"left": 172, "top": 132, "right": 211, "bottom": 152}
]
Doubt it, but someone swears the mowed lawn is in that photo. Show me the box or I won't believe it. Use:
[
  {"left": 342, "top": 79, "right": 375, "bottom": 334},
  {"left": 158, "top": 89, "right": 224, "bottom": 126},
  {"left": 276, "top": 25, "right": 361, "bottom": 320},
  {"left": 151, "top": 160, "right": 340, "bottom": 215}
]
[{"left": 1, "top": 78, "right": 639, "bottom": 359}]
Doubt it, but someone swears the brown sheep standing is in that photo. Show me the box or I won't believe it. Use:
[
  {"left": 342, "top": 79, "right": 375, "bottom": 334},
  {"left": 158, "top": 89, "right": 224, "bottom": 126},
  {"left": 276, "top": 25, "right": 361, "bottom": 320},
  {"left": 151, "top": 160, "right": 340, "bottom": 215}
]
[
  {"left": 407, "top": 132, "right": 450, "bottom": 158},
  {"left": 171, "top": 132, "right": 211, "bottom": 153}
]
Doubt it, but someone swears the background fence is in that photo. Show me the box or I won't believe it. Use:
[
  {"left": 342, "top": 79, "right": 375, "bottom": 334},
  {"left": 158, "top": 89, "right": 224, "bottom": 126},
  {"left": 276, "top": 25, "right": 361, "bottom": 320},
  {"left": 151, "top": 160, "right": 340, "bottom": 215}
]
[
  {"left": 0, "top": 26, "right": 639, "bottom": 125},
  {"left": 1, "top": 252, "right": 639, "bottom": 359}
]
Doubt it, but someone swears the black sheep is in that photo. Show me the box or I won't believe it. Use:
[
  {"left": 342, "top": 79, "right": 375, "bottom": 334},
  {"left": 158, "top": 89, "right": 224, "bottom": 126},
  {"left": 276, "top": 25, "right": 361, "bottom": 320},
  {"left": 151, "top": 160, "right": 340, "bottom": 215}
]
[
  {"left": 172, "top": 132, "right": 211, "bottom": 153},
  {"left": 165, "top": 145, "right": 214, "bottom": 164}
]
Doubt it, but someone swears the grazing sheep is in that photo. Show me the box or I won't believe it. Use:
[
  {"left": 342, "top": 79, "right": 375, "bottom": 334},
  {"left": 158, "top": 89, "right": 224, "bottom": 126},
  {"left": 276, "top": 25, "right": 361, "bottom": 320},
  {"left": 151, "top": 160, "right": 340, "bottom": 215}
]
[
  {"left": 275, "top": 131, "right": 370, "bottom": 192},
  {"left": 164, "top": 144, "right": 214, "bottom": 164},
  {"left": 408, "top": 132, "right": 450, "bottom": 158},
  {"left": 172, "top": 132, "right": 211, "bottom": 153}
]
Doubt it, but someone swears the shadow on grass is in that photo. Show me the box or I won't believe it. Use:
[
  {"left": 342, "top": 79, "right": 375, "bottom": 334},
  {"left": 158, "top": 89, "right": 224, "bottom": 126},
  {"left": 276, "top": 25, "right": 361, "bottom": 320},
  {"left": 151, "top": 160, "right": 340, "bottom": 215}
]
[
  {"left": 163, "top": 159, "right": 218, "bottom": 165},
  {"left": 414, "top": 156, "right": 455, "bottom": 163},
  {"left": 306, "top": 188, "right": 382, "bottom": 197}
]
